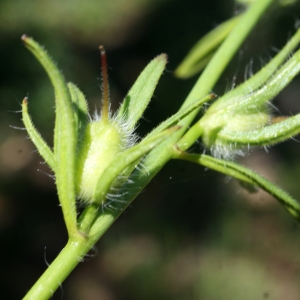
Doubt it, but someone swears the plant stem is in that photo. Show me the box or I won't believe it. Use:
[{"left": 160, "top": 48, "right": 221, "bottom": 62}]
[
  {"left": 23, "top": 236, "right": 88, "bottom": 300},
  {"left": 23, "top": 212, "right": 117, "bottom": 300},
  {"left": 180, "top": 0, "right": 274, "bottom": 113}
]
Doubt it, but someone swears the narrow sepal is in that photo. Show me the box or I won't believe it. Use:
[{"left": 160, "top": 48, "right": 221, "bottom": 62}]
[
  {"left": 117, "top": 54, "right": 167, "bottom": 130},
  {"left": 219, "top": 113, "right": 300, "bottom": 146},
  {"left": 22, "top": 97, "right": 55, "bottom": 170},
  {"left": 67, "top": 82, "right": 89, "bottom": 139}
]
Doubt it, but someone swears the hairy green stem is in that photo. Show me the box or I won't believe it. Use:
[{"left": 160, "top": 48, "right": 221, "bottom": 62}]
[{"left": 23, "top": 212, "right": 119, "bottom": 300}]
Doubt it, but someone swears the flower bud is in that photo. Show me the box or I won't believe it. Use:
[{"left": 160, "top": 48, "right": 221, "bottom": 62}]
[
  {"left": 75, "top": 119, "right": 126, "bottom": 202},
  {"left": 199, "top": 99, "right": 270, "bottom": 159}
]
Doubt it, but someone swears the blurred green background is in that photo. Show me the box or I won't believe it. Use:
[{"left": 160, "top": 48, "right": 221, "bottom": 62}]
[{"left": 1, "top": 0, "right": 300, "bottom": 299}]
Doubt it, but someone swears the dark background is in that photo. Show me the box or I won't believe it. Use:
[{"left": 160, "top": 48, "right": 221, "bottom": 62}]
[{"left": 1, "top": 0, "right": 300, "bottom": 299}]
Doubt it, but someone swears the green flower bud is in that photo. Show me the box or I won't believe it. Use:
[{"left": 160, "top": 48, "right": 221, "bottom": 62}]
[
  {"left": 75, "top": 46, "right": 135, "bottom": 203},
  {"left": 199, "top": 99, "right": 270, "bottom": 159},
  {"left": 195, "top": 41, "right": 300, "bottom": 159},
  {"left": 75, "top": 118, "right": 131, "bottom": 202}
]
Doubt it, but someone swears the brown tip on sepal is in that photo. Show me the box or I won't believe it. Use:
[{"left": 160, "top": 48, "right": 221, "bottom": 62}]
[
  {"left": 21, "top": 34, "right": 29, "bottom": 41},
  {"left": 156, "top": 53, "right": 168, "bottom": 62},
  {"left": 169, "top": 125, "right": 182, "bottom": 132},
  {"left": 271, "top": 116, "right": 289, "bottom": 124},
  {"left": 210, "top": 92, "right": 217, "bottom": 99},
  {"left": 22, "top": 97, "right": 28, "bottom": 105},
  {"left": 174, "top": 144, "right": 186, "bottom": 154}
]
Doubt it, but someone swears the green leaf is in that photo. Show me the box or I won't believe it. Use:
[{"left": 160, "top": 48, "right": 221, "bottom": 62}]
[
  {"left": 22, "top": 35, "right": 78, "bottom": 237},
  {"left": 174, "top": 151, "right": 300, "bottom": 222},
  {"left": 22, "top": 97, "right": 55, "bottom": 171},
  {"left": 175, "top": 15, "right": 242, "bottom": 79},
  {"left": 117, "top": 54, "right": 167, "bottom": 130}
]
